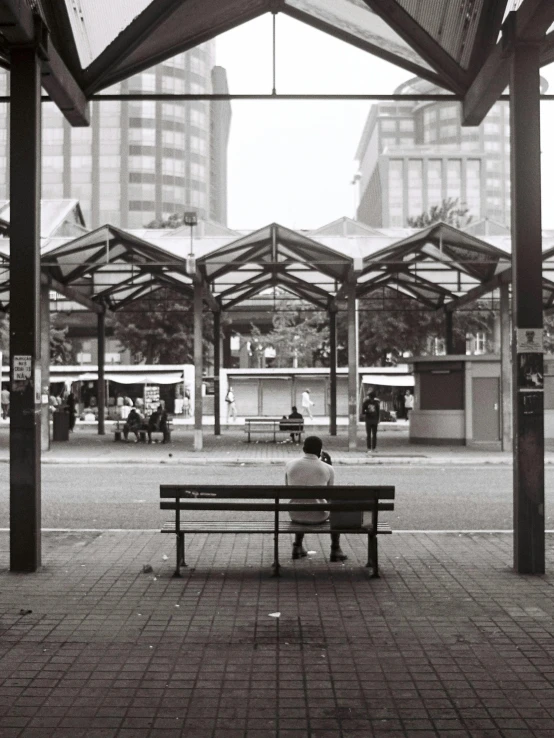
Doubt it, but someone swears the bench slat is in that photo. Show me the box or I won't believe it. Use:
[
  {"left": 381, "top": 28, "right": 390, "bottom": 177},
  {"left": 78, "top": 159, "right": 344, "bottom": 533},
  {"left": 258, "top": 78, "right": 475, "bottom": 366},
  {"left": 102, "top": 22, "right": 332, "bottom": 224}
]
[
  {"left": 160, "top": 485, "right": 395, "bottom": 500},
  {"left": 161, "top": 501, "right": 394, "bottom": 512},
  {"left": 161, "top": 521, "right": 392, "bottom": 534}
]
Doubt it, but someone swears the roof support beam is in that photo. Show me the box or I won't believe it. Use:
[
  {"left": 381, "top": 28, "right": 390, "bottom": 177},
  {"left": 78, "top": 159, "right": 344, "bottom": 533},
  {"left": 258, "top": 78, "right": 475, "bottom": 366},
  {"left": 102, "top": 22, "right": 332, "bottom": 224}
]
[
  {"left": 463, "top": 0, "right": 554, "bottom": 126},
  {"left": 42, "top": 273, "right": 106, "bottom": 315},
  {"left": 0, "top": 0, "right": 89, "bottom": 126},
  {"left": 443, "top": 268, "right": 511, "bottom": 312},
  {"left": 361, "top": 0, "right": 468, "bottom": 94}
]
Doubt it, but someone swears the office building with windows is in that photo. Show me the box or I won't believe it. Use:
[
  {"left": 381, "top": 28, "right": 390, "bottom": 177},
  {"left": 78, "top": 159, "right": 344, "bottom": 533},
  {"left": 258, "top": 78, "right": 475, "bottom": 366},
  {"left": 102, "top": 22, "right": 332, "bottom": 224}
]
[
  {"left": 0, "top": 43, "right": 231, "bottom": 229},
  {"left": 355, "top": 77, "right": 512, "bottom": 230}
]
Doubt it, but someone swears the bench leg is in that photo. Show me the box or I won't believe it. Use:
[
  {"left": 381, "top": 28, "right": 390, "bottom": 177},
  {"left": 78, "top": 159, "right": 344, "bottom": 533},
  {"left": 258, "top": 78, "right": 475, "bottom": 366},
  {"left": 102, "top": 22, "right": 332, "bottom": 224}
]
[
  {"left": 173, "top": 534, "right": 187, "bottom": 577},
  {"left": 366, "top": 535, "right": 379, "bottom": 578},
  {"left": 271, "top": 515, "right": 280, "bottom": 576}
]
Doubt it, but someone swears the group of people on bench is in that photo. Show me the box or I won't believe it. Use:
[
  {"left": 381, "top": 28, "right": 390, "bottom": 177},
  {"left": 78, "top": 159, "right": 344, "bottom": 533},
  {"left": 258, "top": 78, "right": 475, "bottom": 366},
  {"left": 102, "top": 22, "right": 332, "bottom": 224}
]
[{"left": 123, "top": 405, "right": 170, "bottom": 443}]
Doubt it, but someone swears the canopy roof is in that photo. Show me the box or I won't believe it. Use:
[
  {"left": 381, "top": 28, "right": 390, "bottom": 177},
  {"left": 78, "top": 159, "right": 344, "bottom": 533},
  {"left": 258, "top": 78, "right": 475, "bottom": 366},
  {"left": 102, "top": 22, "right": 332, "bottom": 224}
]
[{"left": 1, "top": 2, "right": 552, "bottom": 128}]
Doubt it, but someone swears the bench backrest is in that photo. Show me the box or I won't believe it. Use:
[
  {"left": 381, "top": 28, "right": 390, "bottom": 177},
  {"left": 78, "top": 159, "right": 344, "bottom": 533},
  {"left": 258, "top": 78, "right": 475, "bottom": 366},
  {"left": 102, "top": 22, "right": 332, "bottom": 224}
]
[{"left": 160, "top": 485, "right": 395, "bottom": 511}]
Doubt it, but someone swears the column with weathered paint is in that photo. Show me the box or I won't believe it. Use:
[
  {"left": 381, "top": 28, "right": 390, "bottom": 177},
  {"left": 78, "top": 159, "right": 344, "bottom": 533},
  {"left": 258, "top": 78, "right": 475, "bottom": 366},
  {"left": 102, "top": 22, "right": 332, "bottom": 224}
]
[
  {"left": 97, "top": 311, "right": 105, "bottom": 435},
  {"left": 194, "top": 281, "right": 203, "bottom": 450},
  {"left": 510, "top": 40, "right": 544, "bottom": 574},
  {"left": 213, "top": 310, "right": 221, "bottom": 436},
  {"left": 9, "top": 49, "right": 42, "bottom": 571},
  {"left": 329, "top": 307, "right": 337, "bottom": 436},
  {"left": 347, "top": 275, "right": 358, "bottom": 450}
]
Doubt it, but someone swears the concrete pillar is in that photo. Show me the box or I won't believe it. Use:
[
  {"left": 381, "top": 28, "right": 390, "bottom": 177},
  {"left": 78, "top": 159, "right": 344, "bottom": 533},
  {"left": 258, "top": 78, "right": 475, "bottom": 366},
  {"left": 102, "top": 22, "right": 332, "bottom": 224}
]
[
  {"left": 9, "top": 49, "right": 42, "bottom": 571},
  {"left": 222, "top": 326, "right": 232, "bottom": 367},
  {"left": 500, "top": 283, "right": 512, "bottom": 452},
  {"left": 329, "top": 308, "right": 337, "bottom": 436},
  {"left": 40, "top": 283, "right": 50, "bottom": 452},
  {"left": 97, "top": 311, "right": 105, "bottom": 435},
  {"left": 193, "top": 281, "right": 203, "bottom": 451},
  {"left": 347, "top": 276, "right": 358, "bottom": 450},
  {"left": 213, "top": 311, "right": 221, "bottom": 436},
  {"left": 510, "top": 41, "right": 544, "bottom": 574}
]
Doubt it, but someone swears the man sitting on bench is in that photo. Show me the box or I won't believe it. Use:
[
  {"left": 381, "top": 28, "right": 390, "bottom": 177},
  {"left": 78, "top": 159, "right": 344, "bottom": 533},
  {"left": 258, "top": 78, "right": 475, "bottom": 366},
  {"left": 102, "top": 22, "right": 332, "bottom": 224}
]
[
  {"left": 123, "top": 407, "right": 143, "bottom": 442},
  {"left": 285, "top": 435, "right": 347, "bottom": 562},
  {"left": 148, "top": 405, "right": 169, "bottom": 444}
]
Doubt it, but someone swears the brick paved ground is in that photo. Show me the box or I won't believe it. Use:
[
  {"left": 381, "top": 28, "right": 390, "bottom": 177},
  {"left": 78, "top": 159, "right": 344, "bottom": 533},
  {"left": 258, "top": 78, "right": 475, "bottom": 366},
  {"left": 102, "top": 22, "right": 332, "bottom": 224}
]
[{"left": 2, "top": 530, "right": 554, "bottom": 737}]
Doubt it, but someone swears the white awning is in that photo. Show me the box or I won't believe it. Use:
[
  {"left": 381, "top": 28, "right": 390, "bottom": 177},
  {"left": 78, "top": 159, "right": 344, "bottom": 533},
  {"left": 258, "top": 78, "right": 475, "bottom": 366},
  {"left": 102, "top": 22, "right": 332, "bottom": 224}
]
[
  {"left": 52, "top": 371, "right": 184, "bottom": 385},
  {"left": 362, "top": 374, "right": 414, "bottom": 387}
]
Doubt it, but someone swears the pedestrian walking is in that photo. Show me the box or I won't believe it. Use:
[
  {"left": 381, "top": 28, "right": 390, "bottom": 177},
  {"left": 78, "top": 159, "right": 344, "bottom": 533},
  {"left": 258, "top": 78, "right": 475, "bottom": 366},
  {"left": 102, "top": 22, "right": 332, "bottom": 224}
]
[
  {"left": 225, "top": 386, "right": 237, "bottom": 421},
  {"left": 404, "top": 389, "right": 414, "bottom": 420},
  {"left": 362, "top": 391, "right": 380, "bottom": 453},
  {"left": 301, "top": 388, "right": 314, "bottom": 420},
  {"left": 1, "top": 387, "right": 9, "bottom": 419}
]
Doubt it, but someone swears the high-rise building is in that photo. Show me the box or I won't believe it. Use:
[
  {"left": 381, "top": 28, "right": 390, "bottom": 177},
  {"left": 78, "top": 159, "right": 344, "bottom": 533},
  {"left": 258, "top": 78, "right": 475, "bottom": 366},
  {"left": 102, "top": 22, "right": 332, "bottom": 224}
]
[
  {"left": 0, "top": 43, "right": 231, "bottom": 229},
  {"left": 355, "top": 77, "right": 512, "bottom": 230}
]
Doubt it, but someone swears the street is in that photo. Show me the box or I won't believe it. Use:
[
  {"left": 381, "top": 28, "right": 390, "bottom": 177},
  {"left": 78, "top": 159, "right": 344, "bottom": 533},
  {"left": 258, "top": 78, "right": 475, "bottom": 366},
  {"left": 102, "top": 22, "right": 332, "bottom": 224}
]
[{"left": 1, "top": 463, "right": 553, "bottom": 531}]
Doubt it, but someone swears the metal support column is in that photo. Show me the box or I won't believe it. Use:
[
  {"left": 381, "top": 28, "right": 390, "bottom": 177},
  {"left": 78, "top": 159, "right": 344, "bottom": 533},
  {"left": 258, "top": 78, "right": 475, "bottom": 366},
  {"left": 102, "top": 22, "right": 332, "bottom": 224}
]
[
  {"left": 213, "top": 310, "right": 221, "bottom": 436},
  {"left": 97, "top": 311, "right": 105, "bottom": 435},
  {"left": 500, "top": 282, "right": 511, "bottom": 452},
  {"left": 347, "top": 275, "right": 358, "bottom": 451},
  {"left": 40, "top": 283, "right": 50, "bottom": 452},
  {"left": 193, "top": 281, "right": 203, "bottom": 451},
  {"left": 329, "top": 308, "right": 337, "bottom": 436},
  {"left": 9, "top": 49, "right": 42, "bottom": 572},
  {"left": 510, "top": 40, "right": 544, "bottom": 574},
  {"left": 445, "top": 311, "right": 454, "bottom": 354}
]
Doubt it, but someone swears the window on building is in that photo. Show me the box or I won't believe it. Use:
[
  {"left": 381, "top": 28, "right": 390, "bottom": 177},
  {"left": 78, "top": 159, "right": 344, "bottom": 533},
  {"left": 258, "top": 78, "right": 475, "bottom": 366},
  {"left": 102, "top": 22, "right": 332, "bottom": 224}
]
[
  {"left": 381, "top": 119, "right": 396, "bottom": 132},
  {"left": 465, "top": 159, "right": 481, "bottom": 218},
  {"left": 388, "top": 159, "right": 404, "bottom": 223},
  {"left": 407, "top": 160, "right": 423, "bottom": 218},
  {"left": 399, "top": 119, "right": 414, "bottom": 132},
  {"left": 427, "top": 159, "right": 442, "bottom": 205},
  {"left": 446, "top": 160, "right": 462, "bottom": 200}
]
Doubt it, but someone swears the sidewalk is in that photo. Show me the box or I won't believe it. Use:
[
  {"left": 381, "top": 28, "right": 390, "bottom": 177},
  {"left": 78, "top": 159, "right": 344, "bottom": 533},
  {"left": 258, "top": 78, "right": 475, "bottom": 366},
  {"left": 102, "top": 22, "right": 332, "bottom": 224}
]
[
  {"left": 0, "top": 422, "right": 550, "bottom": 465},
  {"left": 1, "top": 529, "right": 554, "bottom": 737}
]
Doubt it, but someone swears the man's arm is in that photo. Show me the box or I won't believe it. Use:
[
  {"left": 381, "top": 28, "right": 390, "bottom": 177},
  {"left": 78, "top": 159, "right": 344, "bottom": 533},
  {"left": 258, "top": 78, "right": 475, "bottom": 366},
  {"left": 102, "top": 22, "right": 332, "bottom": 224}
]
[{"left": 327, "top": 466, "right": 335, "bottom": 486}]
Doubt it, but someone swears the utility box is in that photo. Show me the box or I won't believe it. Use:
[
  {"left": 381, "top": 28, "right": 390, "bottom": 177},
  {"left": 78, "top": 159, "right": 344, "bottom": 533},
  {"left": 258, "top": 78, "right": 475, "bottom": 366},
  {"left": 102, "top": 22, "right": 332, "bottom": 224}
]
[{"left": 53, "top": 410, "right": 69, "bottom": 441}]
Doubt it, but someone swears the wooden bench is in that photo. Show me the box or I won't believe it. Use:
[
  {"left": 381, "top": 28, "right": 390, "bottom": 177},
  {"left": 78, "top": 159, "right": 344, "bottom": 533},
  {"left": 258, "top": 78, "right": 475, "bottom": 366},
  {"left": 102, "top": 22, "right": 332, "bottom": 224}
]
[
  {"left": 160, "top": 484, "right": 394, "bottom": 578},
  {"left": 114, "top": 418, "right": 173, "bottom": 443},
  {"left": 244, "top": 417, "right": 304, "bottom": 443}
]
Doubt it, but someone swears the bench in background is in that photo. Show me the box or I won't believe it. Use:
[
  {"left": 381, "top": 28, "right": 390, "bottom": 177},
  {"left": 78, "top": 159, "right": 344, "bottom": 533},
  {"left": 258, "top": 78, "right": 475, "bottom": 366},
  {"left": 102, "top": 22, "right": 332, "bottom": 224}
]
[{"left": 244, "top": 417, "right": 304, "bottom": 443}]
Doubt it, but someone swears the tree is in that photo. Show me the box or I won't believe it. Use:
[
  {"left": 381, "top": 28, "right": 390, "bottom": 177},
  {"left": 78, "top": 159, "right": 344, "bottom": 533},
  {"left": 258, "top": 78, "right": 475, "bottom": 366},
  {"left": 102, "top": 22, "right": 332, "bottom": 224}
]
[
  {"left": 109, "top": 288, "right": 214, "bottom": 365},
  {"left": 0, "top": 314, "right": 76, "bottom": 364},
  {"left": 407, "top": 197, "right": 472, "bottom": 229},
  {"left": 249, "top": 300, "right": 330, "bottom": 368},
  {"left": 145, "top": 213, "right": 186, "bottom": 229}
]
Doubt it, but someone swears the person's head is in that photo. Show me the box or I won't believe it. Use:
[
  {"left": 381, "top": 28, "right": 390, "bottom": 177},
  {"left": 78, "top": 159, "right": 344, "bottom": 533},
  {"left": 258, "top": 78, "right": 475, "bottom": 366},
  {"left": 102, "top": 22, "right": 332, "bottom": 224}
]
[
  {"left": 305, "top": 388, "right": 310, "bottom": 394},
  {"left": 303, "top": 435, "right": 323, "bottom": 457},
  {"left": 291, "top": 405, "right": 297, "bottom": 413},
  {"left": 368, "top": 391, "right": 376, "bottom": 399}
]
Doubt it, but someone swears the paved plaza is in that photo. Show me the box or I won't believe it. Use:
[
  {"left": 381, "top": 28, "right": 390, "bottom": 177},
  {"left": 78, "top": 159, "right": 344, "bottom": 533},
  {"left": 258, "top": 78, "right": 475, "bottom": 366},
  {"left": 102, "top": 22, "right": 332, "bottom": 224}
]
[
  {"left": 1, "top": 529, "right": 554, "bottom": 737},
  {"left": 2, "top": 426, "right": 554, "bottom": 737}
]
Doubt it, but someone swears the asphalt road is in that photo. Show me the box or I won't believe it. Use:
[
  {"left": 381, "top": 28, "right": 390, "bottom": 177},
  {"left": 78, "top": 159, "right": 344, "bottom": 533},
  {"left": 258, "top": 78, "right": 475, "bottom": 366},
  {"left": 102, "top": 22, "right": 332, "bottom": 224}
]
[{"left": 1, "top": 463, "right": 553, "bottom": 531}]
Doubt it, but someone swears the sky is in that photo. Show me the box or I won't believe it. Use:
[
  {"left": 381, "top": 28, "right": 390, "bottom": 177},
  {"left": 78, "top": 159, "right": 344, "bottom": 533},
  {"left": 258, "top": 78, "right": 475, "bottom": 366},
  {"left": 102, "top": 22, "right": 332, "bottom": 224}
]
[{"left": 216, "top": 14, "right": 554, "bottom": 232}]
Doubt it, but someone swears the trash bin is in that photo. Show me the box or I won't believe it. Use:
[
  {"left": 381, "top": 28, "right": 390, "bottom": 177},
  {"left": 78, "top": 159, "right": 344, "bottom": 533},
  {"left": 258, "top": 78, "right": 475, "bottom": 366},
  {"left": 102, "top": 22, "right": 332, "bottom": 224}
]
[{"left": 53, "top": 410, "right": 70, "bottom": 441}]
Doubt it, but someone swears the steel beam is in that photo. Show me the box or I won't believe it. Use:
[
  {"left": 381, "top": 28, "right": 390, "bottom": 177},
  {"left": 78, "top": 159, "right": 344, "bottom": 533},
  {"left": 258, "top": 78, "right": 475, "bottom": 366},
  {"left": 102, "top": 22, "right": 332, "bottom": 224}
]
[
  {"left": 9, "top": 48, "right": 41, "bottom": 572},
  {"left": 40, "top": 282, "right": 50, "bottom": 452},
  {"left": 0, "top": 0, "right": 88, "bottom": 126},
  {"left": 329, "top": 308, "right": 337, "bottom": 437},
  {"left": 463, "top": 2, "right": 554, "bottom": 125},
  {"left": 193, "top": 281, "right": 203, "bottom": 451},
  {"left": 97, "top": 311, "right": 105, "bottom": 436},
  {"left": 510, "top": 40, "right": 544, "bottom": 575},
  {"left": 500, "top": 282, "right": 511, "bottom": 453},
  {"left": 213, "top": 311, "right": 221, "bottom": 437},
  {"left": 445, "top": 311, "right": 454, "bottom": 355},
  {"left": 347, "top": 275, "right": 358, "bottom": 451}
]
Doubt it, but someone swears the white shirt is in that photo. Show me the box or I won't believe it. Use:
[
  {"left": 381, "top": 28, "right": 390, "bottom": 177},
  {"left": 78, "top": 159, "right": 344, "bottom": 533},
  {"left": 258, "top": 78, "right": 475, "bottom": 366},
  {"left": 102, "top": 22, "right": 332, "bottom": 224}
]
[
  {"left": 285, "top": 453, "right": 334, "bottom": 523},
  {"left": 301, "top": 391, "right": 313, "bottom": 408},
  {"left": 405, "top": 393, "right": 414, "bottom": 409}
]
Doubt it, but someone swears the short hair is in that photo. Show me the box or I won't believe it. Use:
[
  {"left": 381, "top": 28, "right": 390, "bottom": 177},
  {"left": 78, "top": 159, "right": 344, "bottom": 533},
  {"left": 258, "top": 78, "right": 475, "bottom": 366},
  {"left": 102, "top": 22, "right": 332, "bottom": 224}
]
[
  {"left": 303, "top": 435, "right": 323, "bottom": 456},
  {"left": 291, "top": 406, "right": 297, "bottom": 412}
]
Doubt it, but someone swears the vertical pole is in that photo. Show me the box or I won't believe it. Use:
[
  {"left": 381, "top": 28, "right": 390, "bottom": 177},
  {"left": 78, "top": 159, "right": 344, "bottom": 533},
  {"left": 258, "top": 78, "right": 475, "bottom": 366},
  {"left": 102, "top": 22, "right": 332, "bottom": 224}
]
[
  {"left": 510, "top": 41, "right": 544, "bottom": 574},
  {"left": 445, "top": 311, "right": 454, "bottom": 354},
  {"left": 213, "top": 310, "right": 221, "bottom": 436},
  {"left": 97, "top": 311, "right": 105, "bottom": 435},
  {"left": 222, "top": 325, "right": 232, "bottom": 367},
  {"left": 347, "top": 275, "right": 358, "bottom": 450},
  {"left": 9, "top": 49, "right": 42, "bottom": 572},
  {"left": 40, "top": 282, "right": 50, "bottom": 452},
  {"left": 500, "top": 282, "right": 511, "bottom": 452},
  {"left": 194, "top": 281, "right": 203, "bottom": 451},
  {"left": 329, "top": 308, "right": 337, "bottom": 436}
]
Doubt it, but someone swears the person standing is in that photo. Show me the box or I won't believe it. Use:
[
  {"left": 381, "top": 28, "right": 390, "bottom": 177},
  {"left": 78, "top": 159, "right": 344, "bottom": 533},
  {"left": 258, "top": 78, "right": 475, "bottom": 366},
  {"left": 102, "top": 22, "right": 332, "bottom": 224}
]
[
  {"left": 404, "top": 389, "right": 414, "bottom": 420},
  {"left": 225, "top": 386, "right": 237, "bottom": 421},
  {"left": 1, "top": 387, "right": 9, "bottom": 419},
  {"left": 285, "top": 435, "right": 347, "bottom": 562},
  {"left": 301, "top": 388, "right": 314, "bottom": 420},
  {"left": 66, "top": 391, "right": 77, "bottom": 432},
  {"left": 362, "top": 391, "right": 380, "bottom": 453}
]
